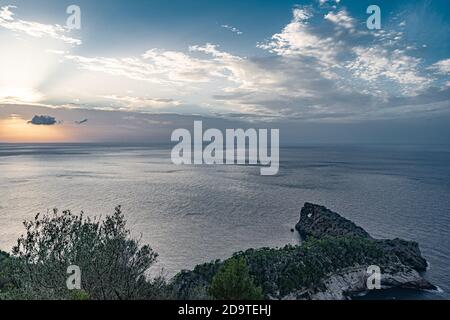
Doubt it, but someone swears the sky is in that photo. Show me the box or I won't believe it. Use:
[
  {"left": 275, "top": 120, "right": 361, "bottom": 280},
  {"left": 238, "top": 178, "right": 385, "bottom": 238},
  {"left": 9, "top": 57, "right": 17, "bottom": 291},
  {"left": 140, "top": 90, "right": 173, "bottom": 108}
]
[{"left": 0, "top": 0, "right": 449, "bottom": 143}]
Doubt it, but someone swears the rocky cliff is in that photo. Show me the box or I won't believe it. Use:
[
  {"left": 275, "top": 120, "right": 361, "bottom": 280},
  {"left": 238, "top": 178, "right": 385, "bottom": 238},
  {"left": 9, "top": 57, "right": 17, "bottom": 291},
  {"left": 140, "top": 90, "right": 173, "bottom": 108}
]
[
  {"left": 295, "top": 203, "right": 372, "bottom": 239},
  {"left": 296, "top": 202, "right": 428, "bottom": 271},
  {"left": 290, "top": 203, "right": 433, "bottom": 299}
]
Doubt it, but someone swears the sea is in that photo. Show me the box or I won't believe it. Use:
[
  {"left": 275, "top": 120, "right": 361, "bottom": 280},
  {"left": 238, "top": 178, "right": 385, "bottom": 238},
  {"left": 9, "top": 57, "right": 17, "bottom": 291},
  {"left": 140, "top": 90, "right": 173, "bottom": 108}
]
[{"left": 0, "top": 143, "right": 449, "bottom": 299}]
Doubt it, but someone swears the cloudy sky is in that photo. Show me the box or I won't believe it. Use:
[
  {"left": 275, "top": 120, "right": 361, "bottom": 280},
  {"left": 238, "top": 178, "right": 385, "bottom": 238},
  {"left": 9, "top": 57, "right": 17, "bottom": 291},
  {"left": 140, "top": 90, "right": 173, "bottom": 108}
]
[{"left": 0, "top": 0, "right": 449, "bottom": 143}]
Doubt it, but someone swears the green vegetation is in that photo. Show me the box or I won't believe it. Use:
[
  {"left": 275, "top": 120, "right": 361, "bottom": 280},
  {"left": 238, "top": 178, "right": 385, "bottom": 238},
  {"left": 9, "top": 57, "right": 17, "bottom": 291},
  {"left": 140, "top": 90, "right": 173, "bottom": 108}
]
[
  {"left": 0, "top": 206, "right": 411, "bottom": 300},
  {"left": 0, "top": 250, "right": 18, "bottom": 299},
  {"left": 209, "top": 257, "right": 263, "bottom": 300},
  {"left": 237, "top": 236, "right": 388, "bottom": 296},
  {"left": 0, "top": 206, "right": 169, "bottom": 300},
  {"left": 172, "top": 236, "right": 391, "bottom": 299},
  {"left": 69, "top": 289, "right": 90, "bottom": 300}
]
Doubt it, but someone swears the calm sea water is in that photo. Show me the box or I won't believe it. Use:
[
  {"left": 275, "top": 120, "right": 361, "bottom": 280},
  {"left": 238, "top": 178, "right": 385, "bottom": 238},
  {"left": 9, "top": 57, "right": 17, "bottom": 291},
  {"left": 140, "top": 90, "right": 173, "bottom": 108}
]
[{"left": 0, "top": 144, "right": 449, "bottom": 299}]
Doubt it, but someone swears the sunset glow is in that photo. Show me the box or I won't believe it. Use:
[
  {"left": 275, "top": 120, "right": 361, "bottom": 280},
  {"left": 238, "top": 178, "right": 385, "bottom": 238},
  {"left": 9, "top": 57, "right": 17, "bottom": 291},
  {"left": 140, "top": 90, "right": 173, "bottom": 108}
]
[{"left": 0, "top": 115, "right": 68, "bottom": 142}]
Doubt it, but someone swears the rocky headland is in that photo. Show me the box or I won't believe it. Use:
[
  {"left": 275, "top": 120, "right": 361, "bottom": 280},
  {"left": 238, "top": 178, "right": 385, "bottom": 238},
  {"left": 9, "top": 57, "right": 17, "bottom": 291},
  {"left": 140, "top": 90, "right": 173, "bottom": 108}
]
[{"left": 172, "top": 203, "right": 436, "bottom": 300}]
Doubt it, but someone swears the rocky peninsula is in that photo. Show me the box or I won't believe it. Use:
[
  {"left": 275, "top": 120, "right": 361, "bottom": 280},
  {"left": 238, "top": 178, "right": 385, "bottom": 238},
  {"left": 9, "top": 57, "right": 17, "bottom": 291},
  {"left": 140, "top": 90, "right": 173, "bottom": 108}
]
[{"left": 172, "top": 203, "right": 436, "bottom": 300}]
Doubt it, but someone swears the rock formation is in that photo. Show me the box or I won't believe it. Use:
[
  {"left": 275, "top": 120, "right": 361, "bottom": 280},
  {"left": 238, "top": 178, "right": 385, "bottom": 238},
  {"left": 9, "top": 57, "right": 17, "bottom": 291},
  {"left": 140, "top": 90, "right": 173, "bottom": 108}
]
[{"left": 172, "top": 203, "right": 436, "bottom": 300}]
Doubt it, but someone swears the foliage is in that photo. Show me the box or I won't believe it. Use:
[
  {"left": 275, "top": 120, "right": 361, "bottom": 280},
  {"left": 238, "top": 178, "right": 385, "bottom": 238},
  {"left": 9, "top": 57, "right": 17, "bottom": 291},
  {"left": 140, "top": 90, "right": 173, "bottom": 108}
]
[
  {"left": 170, "top": 261, "right": 221, "bottom": 300},
  {"left": 0, "top": 251, "right": 20, "bottom": 299},
  {"left": 209, "top": 257, "right": 263, "bottom": 300},
  {"left": 238, "top": 236, "right": 387, "bottom": 296},
  {"left": 69, "top": 289, "right": 90, "bottom": 300},
  {"left": 172, "top": 236, "right": 390, "bottom": 298},
  {"left": 1, "top": 206, "right": 407, "bottom": 300},
  {"left": 4, "top": 206, "right": 167, "bottom": 300}
]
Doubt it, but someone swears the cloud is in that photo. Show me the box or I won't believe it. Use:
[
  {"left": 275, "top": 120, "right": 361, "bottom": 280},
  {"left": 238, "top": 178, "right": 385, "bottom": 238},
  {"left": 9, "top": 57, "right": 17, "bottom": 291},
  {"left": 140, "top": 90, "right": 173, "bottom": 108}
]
[
  {"left": 324, "top": 10, "right": 355, "bottom": 30},
  {"left": 221, "top": 24, "right": 243, "bottom": 35},
  {"left": 63, "top": 54, "right": 163, "bottom": 83},
  {"left": 346, "top": 47, "right": 431, "bottom": 93},
  {"left": 142, "top": 48, "right": 229, "bottom": 82},
  {"left": 103, "top": 95, "right": 182, "bottom": 110},
  {"left": 257, "top": 5, "right": 432, "bottom": 94},
  {"left": 257, "top": 7, "right": 338, "bottom": 69},
  {"left": 62, "top": 45, "right": 240, "bottom": 85},
  {"left": 28, "top": 115, "right": 57, "bottom": 125},
  {"left": 319, "top": 0, "right": 341, "bottom": 6},
  {"left": 219, "top": 5, "right": 448, "bottom": 121},
  {"left": 0, "top": 5, "right": 81, "bottom": 45},
  {"left": 428, "top": 59, "right": 450, "bottom": 75},
  {"left": 0, "top": 87, "right": 44, "bottom": 104},
  {"left": 41, "top": 4, "right": 448, "bottom": 122}
]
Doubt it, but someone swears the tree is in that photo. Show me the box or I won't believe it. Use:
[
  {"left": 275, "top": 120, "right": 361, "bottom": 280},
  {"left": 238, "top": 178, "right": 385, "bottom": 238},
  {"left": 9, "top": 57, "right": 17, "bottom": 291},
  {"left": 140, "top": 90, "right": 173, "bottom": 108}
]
[
  {"left": 10, "top": 206, "right": 166, "bottom": 300},
  {"left": 209, "top": 257, "right": 263, "bottom": 300}
]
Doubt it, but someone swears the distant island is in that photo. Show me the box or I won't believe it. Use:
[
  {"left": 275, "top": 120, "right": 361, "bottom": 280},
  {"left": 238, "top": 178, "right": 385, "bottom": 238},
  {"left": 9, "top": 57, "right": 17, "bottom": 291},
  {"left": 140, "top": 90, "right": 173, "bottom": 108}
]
[{"left": 0, "top": 203, "right": 436, "bottom": 300}]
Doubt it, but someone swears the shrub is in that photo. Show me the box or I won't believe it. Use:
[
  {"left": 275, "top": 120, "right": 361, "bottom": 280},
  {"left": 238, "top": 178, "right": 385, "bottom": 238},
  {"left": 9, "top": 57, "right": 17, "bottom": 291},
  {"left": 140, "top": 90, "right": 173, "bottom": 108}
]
[
  {"left": 209, "top": 257, "right": 263, "bottom": 300},
  {"left": 9, "top": 206, "right": 166, "bottom": 300}
]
